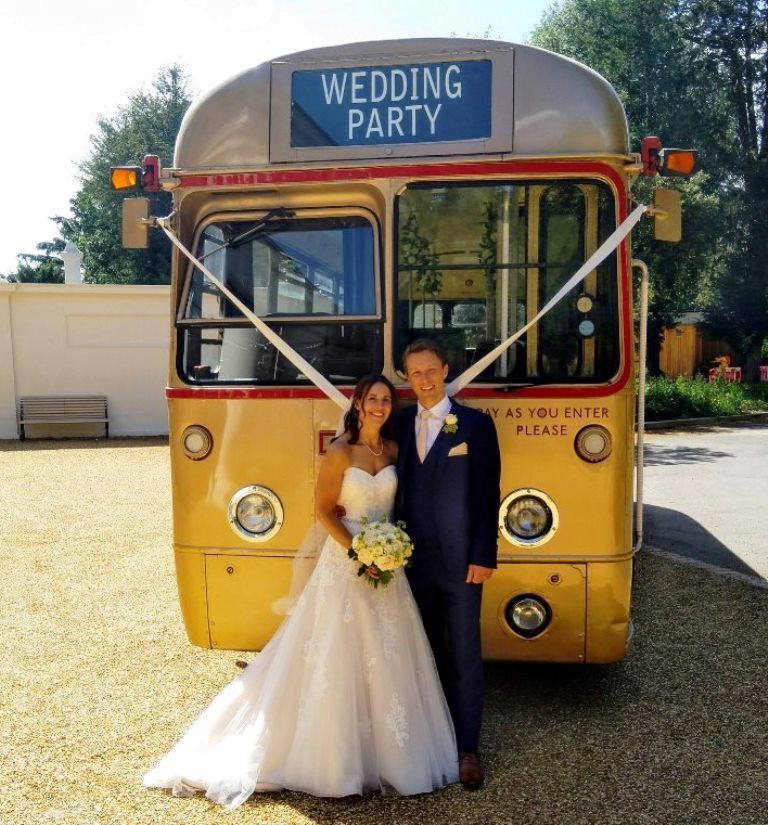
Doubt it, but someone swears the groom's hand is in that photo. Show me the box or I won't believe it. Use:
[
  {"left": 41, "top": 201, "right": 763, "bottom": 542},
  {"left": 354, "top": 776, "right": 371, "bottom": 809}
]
[{"left": 466, "top": 564, "right": 494, "bottom": 584}]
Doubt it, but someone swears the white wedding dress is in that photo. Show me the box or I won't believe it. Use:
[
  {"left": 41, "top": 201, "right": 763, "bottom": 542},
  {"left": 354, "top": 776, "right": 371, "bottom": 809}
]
[{"left": 143, "top": 465, "right": 458, "bottom": 809}]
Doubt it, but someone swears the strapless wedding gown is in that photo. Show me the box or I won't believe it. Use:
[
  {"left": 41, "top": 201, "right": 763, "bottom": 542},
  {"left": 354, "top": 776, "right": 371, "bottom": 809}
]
[{"left": 143, "top": 465, "right": 458, "bottom": 809}]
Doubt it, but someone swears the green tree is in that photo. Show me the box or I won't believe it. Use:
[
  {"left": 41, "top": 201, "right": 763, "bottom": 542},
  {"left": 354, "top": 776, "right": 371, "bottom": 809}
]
[
  {"left": 677, "top": 0, "right": 768, "bottom": 379},
  {"left": 17, "top": 65, "right": 192, "bottom": 285},
  {"left": 531, "top": 0, "right": 733, "bottom": 373},
  {"left": 631, "top": 175, "right": 728, "bottom": 374},
  {"left": 15, "top": 237, "right": 65, "bottom": 283},
  {"left": 532, "top": 0, "right": 726, "bottom": 149},
  {"left": 68, "top": 64, "right": 192, "bottom": 284}
]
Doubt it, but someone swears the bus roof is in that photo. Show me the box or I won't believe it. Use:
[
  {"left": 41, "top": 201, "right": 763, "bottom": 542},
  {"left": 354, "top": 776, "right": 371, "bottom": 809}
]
[{"left": 174, "top": 38, "right": 629, "bottom": 169}]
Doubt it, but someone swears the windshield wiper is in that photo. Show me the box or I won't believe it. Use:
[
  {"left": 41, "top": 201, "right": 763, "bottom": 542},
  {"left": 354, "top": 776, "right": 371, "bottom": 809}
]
[{"left": 199, "top": 207, "right": 296, "bottom": 262}]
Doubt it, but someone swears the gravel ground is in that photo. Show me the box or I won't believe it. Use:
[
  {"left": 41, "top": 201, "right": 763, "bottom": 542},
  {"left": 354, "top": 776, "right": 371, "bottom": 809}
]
[{"left": 1, "top": 438, "right": 766, "bottom": 825}]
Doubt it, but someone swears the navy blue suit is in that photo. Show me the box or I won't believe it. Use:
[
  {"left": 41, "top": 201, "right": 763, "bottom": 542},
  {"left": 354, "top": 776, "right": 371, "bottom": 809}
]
[{"left": 395, "top": 400, "right": 501, "bottom": 753}]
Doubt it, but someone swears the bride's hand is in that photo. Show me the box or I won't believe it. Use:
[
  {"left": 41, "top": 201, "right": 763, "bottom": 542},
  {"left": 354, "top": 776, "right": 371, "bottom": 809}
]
[{"left": 365, "top": 565, "right": 380, "bottom": 580}]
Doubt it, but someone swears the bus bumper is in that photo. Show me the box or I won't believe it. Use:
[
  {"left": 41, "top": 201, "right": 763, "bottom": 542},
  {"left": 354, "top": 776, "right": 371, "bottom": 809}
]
[{"left": 175, "top": 546, "right": 632, "bottom": 663}]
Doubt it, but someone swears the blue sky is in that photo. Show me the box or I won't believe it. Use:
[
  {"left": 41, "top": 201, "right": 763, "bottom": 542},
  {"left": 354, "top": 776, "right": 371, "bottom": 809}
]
[{"left": 0, "top": 0, "right": 555, "bottom": 275}]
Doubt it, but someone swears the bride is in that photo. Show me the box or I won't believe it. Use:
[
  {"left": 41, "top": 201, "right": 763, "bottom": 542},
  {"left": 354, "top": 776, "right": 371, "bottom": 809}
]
[{"left": 143, "top": 374, "right": 459, "bottom": 809}]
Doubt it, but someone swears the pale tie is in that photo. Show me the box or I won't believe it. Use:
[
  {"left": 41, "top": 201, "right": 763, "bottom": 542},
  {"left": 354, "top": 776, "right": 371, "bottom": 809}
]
[{"left": 417, "top": 409, "right": 432, "bottom": 463}]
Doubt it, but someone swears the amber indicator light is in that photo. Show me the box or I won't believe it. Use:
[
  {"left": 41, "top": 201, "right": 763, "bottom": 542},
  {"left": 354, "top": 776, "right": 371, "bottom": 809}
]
[
  {"left": 110, "top": 166, "right": 142, "bottom": 191},
  {"left": 662, "top": 150, "right": 698, "bottom": 177}
]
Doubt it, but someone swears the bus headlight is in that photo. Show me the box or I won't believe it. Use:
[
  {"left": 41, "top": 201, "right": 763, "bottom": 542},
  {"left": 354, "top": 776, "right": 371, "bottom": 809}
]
[
  {"left": 505, "top": 595, "right": 552, "bottom": 638},
  {"left": 499, "top": 489, "right": 558, "bottom": 547},
  {"left": 574, "top": 425, "right": 612, "bottom": 463},
  {"left": 228, "top": 485, "right": 283, "bottom": 542},
  {"left": 182, "top": 425, "right": 213, "bottom": 460}
]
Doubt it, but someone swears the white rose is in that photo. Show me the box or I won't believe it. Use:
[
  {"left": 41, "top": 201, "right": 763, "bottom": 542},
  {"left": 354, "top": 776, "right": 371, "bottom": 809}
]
[{"left": 357, "top": 548, "right": 374, "bottom": 566}]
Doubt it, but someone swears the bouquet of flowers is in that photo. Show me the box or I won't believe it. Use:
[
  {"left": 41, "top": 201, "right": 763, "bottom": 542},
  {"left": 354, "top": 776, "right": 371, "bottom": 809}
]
[{"left": 348, "top": 518, "right": 414, "bottom": 588}]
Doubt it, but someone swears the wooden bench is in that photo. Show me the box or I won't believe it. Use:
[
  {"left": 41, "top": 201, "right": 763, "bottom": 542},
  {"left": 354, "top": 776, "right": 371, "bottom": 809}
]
[{"left": 18, "top": 396, "right": 109, "bottom": 440}]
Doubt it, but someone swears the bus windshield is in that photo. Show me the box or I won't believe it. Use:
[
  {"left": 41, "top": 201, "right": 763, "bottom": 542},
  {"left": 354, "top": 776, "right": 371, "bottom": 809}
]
[
  {"left": 177, "top": 214, "right": 382, "bottom": 384},
  {"left": 395, "top": 181, "right": 620, "bottom": 384}
]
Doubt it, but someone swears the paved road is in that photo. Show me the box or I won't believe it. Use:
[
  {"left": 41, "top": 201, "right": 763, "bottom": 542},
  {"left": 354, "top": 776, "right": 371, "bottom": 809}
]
[{"left": 642, "top": 419, "right": 768, "bottom": 582}]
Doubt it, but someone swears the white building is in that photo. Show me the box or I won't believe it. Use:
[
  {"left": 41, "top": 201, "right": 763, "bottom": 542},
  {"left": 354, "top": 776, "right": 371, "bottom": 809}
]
[{"left": 0, "top": 280, "right": 170, "bottom": 439}]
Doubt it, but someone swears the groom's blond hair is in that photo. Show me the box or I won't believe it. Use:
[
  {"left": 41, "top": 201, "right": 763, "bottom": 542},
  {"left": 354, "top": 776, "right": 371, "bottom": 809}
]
[{"left": 403, "top": 338, "right": 448, "bottom": 368}]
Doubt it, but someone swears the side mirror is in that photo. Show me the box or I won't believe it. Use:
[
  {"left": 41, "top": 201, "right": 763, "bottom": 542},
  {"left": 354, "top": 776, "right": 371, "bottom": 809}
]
[
  {"left": 652, "top": 188, "right": 682, "bottom": 243},
  {"left": 122, "top": 198, "right": 150, "bottom": 248}
]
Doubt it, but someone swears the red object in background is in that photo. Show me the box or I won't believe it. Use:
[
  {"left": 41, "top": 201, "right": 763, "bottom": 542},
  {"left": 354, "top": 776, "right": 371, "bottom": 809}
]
[
  {"left": 141, "top": 155, "right": 161, "bottom": 192},
  {"left": 709, "top": 367, "right": 742, "bottom": 383},
  {"left": 641, "top": 136, "right": 662, "bottom": 176}
]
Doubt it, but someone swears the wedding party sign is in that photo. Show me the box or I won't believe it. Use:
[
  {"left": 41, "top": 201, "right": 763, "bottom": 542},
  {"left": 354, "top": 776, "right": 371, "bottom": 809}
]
[{"left": 290, "top": 60, "right": 492, "bottom": 147}]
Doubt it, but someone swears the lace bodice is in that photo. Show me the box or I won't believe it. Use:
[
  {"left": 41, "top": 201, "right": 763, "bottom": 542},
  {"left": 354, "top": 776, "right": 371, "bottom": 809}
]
[{"left": 337, "top": 465, "right": 397, "bottom": 525}]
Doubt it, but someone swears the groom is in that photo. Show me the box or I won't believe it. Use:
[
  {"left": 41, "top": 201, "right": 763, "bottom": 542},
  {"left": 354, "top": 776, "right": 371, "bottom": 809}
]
[{"left": 395, "top": 339, "right": 501, "bottom": 790}]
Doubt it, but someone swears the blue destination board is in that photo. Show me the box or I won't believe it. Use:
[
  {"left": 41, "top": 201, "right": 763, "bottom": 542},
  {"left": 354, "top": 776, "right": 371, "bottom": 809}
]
[{"left": 291, "top": 60, "right": 492, "bottom": 148}]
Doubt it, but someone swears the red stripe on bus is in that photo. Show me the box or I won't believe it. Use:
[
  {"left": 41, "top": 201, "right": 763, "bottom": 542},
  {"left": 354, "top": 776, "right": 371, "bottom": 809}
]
[
  {"left": 177, "top": 160, "right": 626, "bottom": 190},
  {"left": 166, "top": 377, "right": 629, "bottom": 401},
  {"left": 166, "top": 387, "right": 352, "bottom": 400}
]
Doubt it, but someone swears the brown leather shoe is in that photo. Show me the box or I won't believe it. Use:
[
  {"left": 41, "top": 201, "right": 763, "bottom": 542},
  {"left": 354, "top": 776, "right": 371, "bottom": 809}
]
[{"left": 458, "top": 752, "right": 484, "bottom": 789}]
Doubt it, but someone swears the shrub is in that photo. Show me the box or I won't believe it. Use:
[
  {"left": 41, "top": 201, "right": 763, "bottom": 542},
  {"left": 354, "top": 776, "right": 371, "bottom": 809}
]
[{"left": 644, "top": 377, "right": 768, "bottom": 420}]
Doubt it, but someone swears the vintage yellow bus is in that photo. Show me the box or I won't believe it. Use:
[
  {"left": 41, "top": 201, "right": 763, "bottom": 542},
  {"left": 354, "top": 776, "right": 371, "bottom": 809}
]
[{"left": 114, "top": 39, "right": 691, "bottom": 663}]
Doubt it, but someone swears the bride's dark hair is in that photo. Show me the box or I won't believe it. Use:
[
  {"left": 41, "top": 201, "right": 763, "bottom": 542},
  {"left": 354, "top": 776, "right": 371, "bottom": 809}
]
[{"left": 343, "top": 374, "right": 398, "bottom": 445}]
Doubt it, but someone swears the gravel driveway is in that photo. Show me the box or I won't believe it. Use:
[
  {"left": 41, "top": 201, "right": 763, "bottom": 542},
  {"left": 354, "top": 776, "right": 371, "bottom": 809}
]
[{"left": 1, "top": 438, "right": 765, "bottom": 825}]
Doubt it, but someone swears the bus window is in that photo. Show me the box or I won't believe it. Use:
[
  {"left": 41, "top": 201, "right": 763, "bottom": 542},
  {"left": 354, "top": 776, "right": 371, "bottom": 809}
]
[
  {"left": 395, "top": 181, "right": 619, "bottom": 383},
  {"left": 451, "top": 302, "right": 487, "bottom": 349},
  {"left": 178, "top": 214, "right": 382, "bottom": 384},
  {"left": 412, "top": 302, "right": 444, "bottom": 328}
]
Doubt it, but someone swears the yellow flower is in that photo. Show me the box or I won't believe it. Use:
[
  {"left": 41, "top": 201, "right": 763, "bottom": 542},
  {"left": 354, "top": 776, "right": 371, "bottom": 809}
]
[{"left": 357, "top": 548, "right": 374, "bottom": 566}]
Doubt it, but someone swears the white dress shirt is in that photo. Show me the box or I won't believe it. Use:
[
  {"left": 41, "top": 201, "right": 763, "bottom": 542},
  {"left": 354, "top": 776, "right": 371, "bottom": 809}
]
[{"left": 415, "top": 394, "right": 452, "bottom": 458}]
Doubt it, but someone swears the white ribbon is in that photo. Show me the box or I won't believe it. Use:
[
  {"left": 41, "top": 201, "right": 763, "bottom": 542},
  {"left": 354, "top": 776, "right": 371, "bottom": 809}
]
[
  {"left": 446, "top": 202, "right": 649, "bottom": 395},
  {"left": 159, "top": 218, "right": 348, "bottom": 410},
  {"left": 160, "top": 202, "right": 647, "bottom": 406}
]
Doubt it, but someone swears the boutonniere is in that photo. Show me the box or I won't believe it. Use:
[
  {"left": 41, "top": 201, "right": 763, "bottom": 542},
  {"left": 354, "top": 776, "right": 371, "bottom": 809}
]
[{"left": 442, "top": 413, "right": 459, "bottom": 434}]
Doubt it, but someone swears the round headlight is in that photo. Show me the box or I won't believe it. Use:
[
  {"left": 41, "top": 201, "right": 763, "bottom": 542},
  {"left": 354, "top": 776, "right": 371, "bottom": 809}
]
[
  {"left": 508, "top": 497, "right": 552, "bottom": 539},
  {"left": 182, "top": 425, "right": 212, "bottom": 460},
  {"left": 499, "top": 489, "right": 558, "bottom": 547},
  {"left": 574, "top": 425, "right": 612, "bottom": 463},
  {"left": 228, "top": 486, "right": 283, "bottom": 542},
  {"left": 505, "top": 595, "right": 552, "bottom": 638}
]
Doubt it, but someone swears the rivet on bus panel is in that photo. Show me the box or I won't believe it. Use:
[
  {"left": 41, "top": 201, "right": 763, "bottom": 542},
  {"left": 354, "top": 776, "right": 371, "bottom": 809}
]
[
  {"left": 548, "top": 573, "right": 561, "bottom": 585},
  {"left": 226, "top": 566, "right": 235, "bottom": 575}
]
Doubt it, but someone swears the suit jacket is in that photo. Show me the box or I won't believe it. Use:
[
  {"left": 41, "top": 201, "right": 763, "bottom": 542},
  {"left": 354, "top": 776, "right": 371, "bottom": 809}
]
[{"left": 395, "top": 399, "right": 501, "bottom": 579}]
